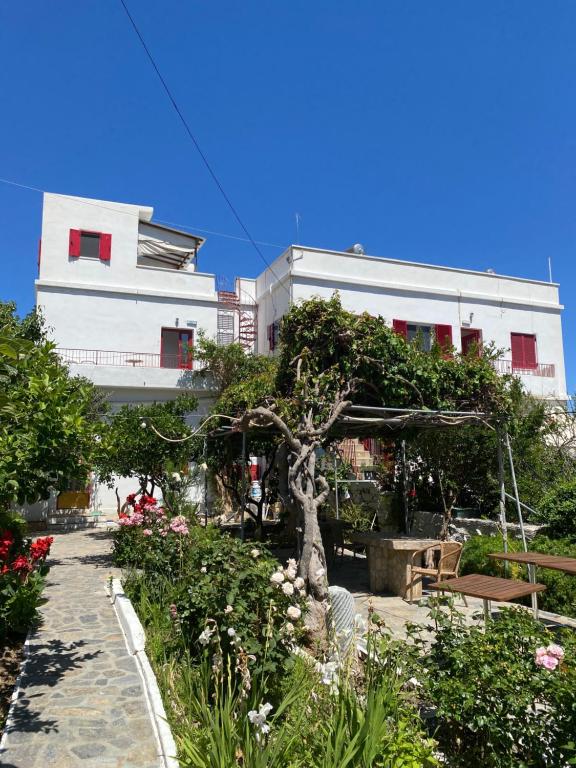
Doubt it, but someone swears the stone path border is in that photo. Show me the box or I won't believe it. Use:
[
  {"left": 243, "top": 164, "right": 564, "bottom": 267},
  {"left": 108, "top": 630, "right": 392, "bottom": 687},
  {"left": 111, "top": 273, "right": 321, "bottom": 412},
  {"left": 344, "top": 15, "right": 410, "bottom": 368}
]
[
  {"left": 107, "top": 577, "right": 178, "bottom": 768},
  {"left": 0, "top": 529, "right": 170, "bottom": 768}
]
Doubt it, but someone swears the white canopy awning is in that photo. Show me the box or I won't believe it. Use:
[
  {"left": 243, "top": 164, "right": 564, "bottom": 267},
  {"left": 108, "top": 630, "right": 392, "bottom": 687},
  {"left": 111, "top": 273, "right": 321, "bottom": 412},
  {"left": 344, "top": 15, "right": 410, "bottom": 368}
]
[{"left": 138, "top": 237, "right": 196, "bottom": 269}]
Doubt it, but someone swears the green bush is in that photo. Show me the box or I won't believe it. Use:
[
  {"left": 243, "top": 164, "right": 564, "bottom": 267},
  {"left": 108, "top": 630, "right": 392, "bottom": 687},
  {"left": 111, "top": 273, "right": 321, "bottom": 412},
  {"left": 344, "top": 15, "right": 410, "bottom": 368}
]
[
  {"left": 117, "top": 501, "right": 307, "bottom": 679},
  {"left": 535, "top": 478, "right": 576, "bottom": 539},
  {"left": 461, "top": 534, "right": 576, "bottom": 618},
  {"left": 338, "top": 501, "right": 373, "bottom": 534},
  {"left": 425, "top": 606, "right": 576, "bottom": 767}
]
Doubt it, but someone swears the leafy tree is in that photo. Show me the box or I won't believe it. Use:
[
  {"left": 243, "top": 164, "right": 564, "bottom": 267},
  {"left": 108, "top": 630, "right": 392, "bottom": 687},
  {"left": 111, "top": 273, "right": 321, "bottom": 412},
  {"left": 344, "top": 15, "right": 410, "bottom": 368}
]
[
  {"left": 409, "top": 383, "right": 576, "bottom": 532},
  {"left": 194, "top": 335, "right": 281, "bottom": 533},
  {"left": 94, "top": 394, "right": 198, "bottom": 507},
  {"left": 0, "top": 302, "right": 103, "bottom": 508},
  {"left": 232, "top": 294, "right": 511, "bottom": 617}
]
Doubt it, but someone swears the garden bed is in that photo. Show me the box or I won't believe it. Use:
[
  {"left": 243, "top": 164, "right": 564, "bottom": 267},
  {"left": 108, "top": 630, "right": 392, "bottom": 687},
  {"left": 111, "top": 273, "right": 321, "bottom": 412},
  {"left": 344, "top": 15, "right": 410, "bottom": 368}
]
[{"left": 0, "top": 637, "right": 24, "bottom": 731}]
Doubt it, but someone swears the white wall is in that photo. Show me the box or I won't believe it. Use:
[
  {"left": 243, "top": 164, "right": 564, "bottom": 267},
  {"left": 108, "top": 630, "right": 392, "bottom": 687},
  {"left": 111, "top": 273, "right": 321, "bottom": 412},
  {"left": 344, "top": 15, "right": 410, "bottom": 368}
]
[{"left": 257, "top": 246, "right": 567, "bottom": 400}]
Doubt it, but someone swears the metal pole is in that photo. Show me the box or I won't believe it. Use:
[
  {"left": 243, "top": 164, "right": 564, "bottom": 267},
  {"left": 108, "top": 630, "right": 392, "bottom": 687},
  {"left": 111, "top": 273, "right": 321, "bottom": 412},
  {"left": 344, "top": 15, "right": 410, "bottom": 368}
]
[
  {"left": 333, "top": 453, "right": 340, "bottom": 520},
  {"left": 401, "top": 440, "right": 408, "bottom": 534},
  {"left": 240, "top": 431, "right": 247, "bottom": 542},
  {"left": 496, "top": 430, "right": 508, "bottom": 554},
  {"left": 203, "top": 437, "right": 208, "bottom": 528},
  {"left": 504, "top": 432, "right": 538, "bottom": 618},
  {"left": 504, "top": 433, "right": 528, "bottom": 552}
]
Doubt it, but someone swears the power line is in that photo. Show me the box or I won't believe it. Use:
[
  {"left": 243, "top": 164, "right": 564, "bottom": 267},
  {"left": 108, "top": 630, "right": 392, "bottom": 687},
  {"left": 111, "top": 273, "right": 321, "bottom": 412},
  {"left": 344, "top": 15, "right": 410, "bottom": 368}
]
[
  {"left": 117, "top": 0, "right": 289, "bottom": 293},
  {"left": 0, "top": 176, "right": 286, "bottom": 250}
]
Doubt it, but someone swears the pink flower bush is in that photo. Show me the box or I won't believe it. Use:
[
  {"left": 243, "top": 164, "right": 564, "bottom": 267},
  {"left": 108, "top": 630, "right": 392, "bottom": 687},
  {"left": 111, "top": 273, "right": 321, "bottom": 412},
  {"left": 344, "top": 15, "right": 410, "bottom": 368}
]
[
  {"left": 169, "top": 515, "right": 189, "bottom": 535},
  {"left": 118, "top": 493, "right": 189, "bottom": 537},
  {"left": 535, "top": 643, "right": 564, "bottom": 671}
]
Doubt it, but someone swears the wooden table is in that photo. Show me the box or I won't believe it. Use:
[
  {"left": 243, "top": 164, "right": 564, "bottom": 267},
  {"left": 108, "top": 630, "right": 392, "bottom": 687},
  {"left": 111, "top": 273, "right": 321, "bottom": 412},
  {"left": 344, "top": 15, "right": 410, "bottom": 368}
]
[
  {"left": 489, "top": 551, "right": 576, "bottom": 575},
  {"left": 489, "top": 551, "right": 576, "bottom": 616},
  {"left": 430, "top": 573, "right": 546, "bottom": 621},
  {"left": 350, "top": 533, "right": 437, "bottom": 599}
]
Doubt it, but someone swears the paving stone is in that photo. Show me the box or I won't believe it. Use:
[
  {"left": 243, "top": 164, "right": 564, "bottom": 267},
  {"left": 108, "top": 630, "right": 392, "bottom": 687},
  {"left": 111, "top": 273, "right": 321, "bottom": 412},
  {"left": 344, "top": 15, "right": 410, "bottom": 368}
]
[{"left": 0, "top": 529, "right": 160, "bottom": 768}]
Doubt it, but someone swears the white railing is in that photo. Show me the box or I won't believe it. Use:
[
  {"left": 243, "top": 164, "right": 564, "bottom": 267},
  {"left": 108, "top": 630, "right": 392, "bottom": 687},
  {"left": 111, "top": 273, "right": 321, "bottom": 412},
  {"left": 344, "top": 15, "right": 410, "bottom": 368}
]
[
  {"left": 57, "top": 348, "right": 205, "bottom": 371},
  {"left": 492, "top": 359, "right": 555, "bottom": 378}
]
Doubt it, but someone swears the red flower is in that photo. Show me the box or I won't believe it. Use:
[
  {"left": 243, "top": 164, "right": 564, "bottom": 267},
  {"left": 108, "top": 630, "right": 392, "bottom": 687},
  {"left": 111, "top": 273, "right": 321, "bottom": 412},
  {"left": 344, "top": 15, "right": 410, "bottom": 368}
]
[
  {"left": 126, "top": 493, "right": 137, "bottom": 505},
  {"left": 0, "top": 531, "right": 15, "bottom": 562},
  {"left": 1, "top": 565, "right": 9, "bottom": 575},
  {"left": 11, "top": 555, "right": 32, "bottom": 574},
  {"left": 30, "top": 537, "right": 54, "bottom": 562}
]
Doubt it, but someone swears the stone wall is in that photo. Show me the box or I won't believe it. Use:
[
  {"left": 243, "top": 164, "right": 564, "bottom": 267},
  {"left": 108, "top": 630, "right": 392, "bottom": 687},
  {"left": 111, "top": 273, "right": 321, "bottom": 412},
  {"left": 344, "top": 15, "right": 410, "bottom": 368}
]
[{"left": 409, "top": 509, "right": 543, "bottom": 541}]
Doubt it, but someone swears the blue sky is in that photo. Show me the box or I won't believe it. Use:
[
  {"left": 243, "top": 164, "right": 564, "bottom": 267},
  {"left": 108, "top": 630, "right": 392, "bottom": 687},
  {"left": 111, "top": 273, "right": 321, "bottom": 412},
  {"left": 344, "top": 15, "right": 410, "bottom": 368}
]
[{"left": 0, "top": 1, "right": 575, "bottom": 390}]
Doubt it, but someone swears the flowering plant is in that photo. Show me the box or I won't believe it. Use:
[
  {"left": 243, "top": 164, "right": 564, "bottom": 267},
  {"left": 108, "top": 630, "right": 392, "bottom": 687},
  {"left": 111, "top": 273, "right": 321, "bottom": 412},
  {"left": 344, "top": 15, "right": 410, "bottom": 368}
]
[
  {"left": 0, "top": 517, "right": 53, "bottom": 639},
  {"left": 112, "top": 492, "right": 196, "bottom": 575}
]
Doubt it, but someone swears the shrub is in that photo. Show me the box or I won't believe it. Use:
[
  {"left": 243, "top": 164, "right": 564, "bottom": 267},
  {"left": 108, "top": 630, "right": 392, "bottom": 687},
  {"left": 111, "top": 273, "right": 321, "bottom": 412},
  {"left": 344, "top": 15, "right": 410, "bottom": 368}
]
[
  {"left": 112, "top": 492, "right": 202, "bottom": 582},
  {"left": 535, "top": 478, "right": 576, "bottom": 539},
  {"left": 117, "top": 498, "right": 307, "bottom": 679},
  {"left": 338, "top": 501, "right": 373, "bottom": 534},
  {"left": 425, "top": 606, "right": 576, "bottom": 767},
  {"left": 0, "top": 522, "right": 53, "bottom": 639}
]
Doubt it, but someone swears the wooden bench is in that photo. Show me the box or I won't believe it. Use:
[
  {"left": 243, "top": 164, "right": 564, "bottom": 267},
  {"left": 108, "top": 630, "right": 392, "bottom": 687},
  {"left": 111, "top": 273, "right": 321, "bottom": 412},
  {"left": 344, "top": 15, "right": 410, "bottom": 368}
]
[{"left": 430, "top": 573, "right": 546, "bottom": 621}]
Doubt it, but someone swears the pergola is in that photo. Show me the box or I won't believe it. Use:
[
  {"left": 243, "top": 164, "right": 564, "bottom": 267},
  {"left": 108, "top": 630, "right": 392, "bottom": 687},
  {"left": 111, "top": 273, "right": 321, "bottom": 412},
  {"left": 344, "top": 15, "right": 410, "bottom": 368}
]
[{"left": 209, "top": 403, "right": 531, "bottom": 554}]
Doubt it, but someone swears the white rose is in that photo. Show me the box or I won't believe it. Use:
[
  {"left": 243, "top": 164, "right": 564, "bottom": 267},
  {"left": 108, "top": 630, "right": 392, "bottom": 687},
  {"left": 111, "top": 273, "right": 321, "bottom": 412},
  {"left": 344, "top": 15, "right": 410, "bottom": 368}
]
[
  {"left": 227, "top": 627, "right": 236, "bottom": 638},
  {"left": 287, "top": 606, "right": 301, "bottom": 621},
  {"left": 294, "top": 577, "right": 305, "bottom": 590},
  {"left": 284, "top": 622, "right": 295, "bottom": 634},
  {"left": 270, "top": 571, "right": 285, "bottom": 585},
  {"left": 282, "top": 581, "right": 294, "bottom": 596},
  {"left": 251, "top": 549, "right": 261, "bottom": 558},
  {"left": 200, "top": 566, "right": 207, "bottom": 574},
  {"left": 224, "top": 604, "right": 233, "bottom": 614}
]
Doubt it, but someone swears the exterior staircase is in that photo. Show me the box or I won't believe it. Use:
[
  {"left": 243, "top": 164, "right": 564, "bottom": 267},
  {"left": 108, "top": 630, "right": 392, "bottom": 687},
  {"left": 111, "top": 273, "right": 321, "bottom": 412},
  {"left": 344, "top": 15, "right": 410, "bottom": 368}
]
[
  {"left": 47, "top": 508, "right": 103, "bottom": 532},
  {"left": 338, "top": 438, "right": 378, "bottom": 478}
]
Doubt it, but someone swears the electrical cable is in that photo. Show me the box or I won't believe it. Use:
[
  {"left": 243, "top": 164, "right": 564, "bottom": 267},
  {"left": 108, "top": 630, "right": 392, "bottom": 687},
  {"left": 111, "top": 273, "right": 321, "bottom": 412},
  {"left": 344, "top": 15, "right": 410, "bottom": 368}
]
[
  {"left": 117, "top": 0, "right": 290, "bottom": 294},
  {"left": 0, "top": 176, "right": 286, "bottom": 251}
]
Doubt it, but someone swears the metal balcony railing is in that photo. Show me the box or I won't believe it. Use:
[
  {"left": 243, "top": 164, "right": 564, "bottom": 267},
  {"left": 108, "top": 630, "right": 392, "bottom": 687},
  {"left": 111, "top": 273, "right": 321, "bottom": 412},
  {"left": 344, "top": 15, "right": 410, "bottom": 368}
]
[
  {"left": 57, "top": 348, "right": 205, "bottom": 371},
  {"left": 492, "top": 359, "right": 555, "bottom": 378}
]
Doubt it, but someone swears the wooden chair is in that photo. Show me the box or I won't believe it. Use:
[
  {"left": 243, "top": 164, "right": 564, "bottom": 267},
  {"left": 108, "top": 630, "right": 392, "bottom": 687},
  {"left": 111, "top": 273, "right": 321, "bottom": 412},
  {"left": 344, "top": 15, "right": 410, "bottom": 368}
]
[{"left": 408, "top": 541, "right": 465, "bottom": 604}]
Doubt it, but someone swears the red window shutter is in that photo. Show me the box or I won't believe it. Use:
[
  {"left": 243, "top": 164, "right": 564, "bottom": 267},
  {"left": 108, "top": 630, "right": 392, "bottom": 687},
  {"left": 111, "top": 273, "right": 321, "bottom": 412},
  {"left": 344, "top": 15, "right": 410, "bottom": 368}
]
[
  {"left": 392, "top": 319, "right": 408, "bottom": 338},
  {"left": 99, "top": 233, "right": 112, "bottom": 261},
  {"left": 69, "top": 229, "right": 81, "bottom": 257},
  {"left": 523, "top": 335, "right": 537, "bottom": 369},
  {"left": 435, "top": 324, "right": 453, "bottom": 352},
  {"left": 511, "top": 333, "right": 532, "bottom": 369}
]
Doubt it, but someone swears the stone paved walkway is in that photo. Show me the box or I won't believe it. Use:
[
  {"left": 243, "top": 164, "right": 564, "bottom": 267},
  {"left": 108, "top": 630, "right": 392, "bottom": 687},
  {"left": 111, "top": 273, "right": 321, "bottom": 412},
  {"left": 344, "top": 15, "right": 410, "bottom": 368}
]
[{"left": 0, "top": 529, "right": 160, "bottom": 768}]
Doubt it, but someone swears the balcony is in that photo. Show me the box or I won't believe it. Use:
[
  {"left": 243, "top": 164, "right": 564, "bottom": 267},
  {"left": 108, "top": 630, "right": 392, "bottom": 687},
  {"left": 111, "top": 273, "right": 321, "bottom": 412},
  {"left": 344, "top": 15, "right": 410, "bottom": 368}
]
[
  {"left": 492, "top": 359, "right": 555, "bottom": 378},
  {"left": 57, "top": 348, "right": 205, "bottom": 371}
]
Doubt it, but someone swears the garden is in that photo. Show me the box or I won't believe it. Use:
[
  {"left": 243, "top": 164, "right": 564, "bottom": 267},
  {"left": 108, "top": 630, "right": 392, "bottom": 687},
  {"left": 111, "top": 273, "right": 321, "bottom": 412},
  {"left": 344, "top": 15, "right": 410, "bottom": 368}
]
[
  {"left": 2, "top": 294, "right": 576, "bottom": 766},
  {"left": 101, "top": 296, "right": 576, "bottom": 766}
]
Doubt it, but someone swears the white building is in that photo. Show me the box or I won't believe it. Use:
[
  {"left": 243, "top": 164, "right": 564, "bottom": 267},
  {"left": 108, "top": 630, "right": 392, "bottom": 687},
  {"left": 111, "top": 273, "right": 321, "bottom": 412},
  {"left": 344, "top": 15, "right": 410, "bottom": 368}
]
[{"left": 34, "top": 193, "right": 567, "bottom": 518}]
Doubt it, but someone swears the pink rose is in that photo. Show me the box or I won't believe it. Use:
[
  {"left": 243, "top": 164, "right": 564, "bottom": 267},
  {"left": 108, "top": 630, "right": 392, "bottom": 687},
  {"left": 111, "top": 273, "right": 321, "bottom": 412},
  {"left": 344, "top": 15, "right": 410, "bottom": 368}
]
[
  {"left": 143, "top": 529, "right": 153, "bottom": 537},
  {"left": 547, "top": 643, "right": 564, "bottom": 660},
  {"left": 541, "top": 654, "right": 559, "bottom": 671}
]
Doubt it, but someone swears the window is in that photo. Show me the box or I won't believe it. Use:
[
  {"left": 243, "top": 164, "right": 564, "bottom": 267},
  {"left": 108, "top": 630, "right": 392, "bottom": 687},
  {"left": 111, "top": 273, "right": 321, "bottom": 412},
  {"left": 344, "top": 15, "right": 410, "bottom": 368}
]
[
  {"left": 461, "top": 328, "right": 482, "bottom": 356},
  {"left": 407, "top": 323, "right": 433, "bottom": 351},
  {"left": 161, "top": 328, "right": 193, "bottom": 369},
  {"left": 268, "top": 320, "right": 281, "bottom": 351},
  {"left": 511, "top": 333, "right": 537, "bottom": 370},
  {"left": 69, "top": 229, "right": 112, "bottom": 261},
  {"left": 393, "top": 320, "right": 452, "bottom": 353}
]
